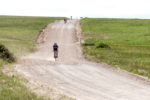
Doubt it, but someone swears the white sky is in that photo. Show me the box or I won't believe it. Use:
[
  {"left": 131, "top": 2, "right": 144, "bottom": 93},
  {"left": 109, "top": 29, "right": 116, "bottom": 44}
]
[{"left": 0, "top": 0, "right": 150, "bottom": 18}]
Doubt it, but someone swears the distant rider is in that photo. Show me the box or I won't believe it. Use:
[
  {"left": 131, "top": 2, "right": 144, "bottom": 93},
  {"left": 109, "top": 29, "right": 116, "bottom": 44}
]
[{"left": 64, "top": 19, "right": 67, "bottom": 24}]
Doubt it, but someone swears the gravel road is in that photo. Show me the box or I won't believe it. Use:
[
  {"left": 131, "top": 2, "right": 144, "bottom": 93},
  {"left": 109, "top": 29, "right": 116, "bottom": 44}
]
[{"left": 16, "top": 20, "right": 150, "bottom": 100}]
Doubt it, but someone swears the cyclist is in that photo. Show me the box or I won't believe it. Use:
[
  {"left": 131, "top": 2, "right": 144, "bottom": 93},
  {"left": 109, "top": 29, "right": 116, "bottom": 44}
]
[
  {"left": 64, "top": 19, "right": 67, "bottom": 24},
  {"left": 53, "top": 43, "right": 58, "bottom": 59}
]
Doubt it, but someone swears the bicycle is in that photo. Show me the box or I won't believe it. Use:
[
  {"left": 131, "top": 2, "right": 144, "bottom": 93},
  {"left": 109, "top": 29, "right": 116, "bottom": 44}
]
[{"left": 54, "top": 51, "right": 58, "bottom": 61}]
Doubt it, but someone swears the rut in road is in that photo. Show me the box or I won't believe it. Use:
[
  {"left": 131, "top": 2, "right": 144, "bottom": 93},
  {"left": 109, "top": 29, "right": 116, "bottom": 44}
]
[{"left": 16, "top": 20, "right": 150, "bottom": 100}]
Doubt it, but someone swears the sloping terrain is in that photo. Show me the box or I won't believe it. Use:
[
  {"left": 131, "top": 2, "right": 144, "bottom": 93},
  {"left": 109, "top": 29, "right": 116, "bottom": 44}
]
[{"left": 16, "top": 20, "right": 150, "bottom": 100}]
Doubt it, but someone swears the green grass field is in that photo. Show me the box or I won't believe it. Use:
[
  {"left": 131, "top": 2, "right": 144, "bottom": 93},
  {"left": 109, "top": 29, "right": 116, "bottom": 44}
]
[
  {"left": 81, "top": 18, "right": 150, "bottom": 78},
  {"left": 0, "top": 16, "right": 63, "bottom": 100},
  {"left": 0, "top": 16, "right": 63, "bottom": 58}
]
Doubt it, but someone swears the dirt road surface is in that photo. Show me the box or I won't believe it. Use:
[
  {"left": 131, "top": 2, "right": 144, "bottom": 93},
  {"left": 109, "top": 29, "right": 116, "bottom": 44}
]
[{"left": 16, "top": 20, "right": 150, "bottom": 100}]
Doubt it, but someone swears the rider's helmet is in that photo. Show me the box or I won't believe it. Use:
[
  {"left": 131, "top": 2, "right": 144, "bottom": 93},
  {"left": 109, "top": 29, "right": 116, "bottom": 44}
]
[
  {"left": 53, "top": 43, "right": 58, "bottom": 51},
  {"left": 54, "top": 43, "right": 57, "bottom": 46}
]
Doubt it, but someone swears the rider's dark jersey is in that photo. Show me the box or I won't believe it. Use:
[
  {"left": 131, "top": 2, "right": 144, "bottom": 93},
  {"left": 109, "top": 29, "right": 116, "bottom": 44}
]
[{"left": 53, "top": 44, "right": 58, "bottom": 51}]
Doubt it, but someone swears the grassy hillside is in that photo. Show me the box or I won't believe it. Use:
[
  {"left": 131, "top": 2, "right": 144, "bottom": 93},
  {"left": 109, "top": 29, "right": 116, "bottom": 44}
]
[
  {"left": 0, "top": 16, "right": 63, "bottom": 58},
  {"left": 81, "top": 18, "right": 150, "bottom": 78},
  {"left": 0, "top": 16, "right": 63, "bottom": 100}
]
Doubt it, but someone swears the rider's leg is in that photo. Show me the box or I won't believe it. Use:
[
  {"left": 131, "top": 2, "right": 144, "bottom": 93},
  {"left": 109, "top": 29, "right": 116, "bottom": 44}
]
[{"left": 54, "top": 51, "right": 58, "bottom": 58}]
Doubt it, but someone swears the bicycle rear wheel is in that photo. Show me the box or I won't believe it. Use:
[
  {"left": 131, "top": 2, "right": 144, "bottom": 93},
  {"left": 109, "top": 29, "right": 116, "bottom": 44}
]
[{"left": 54, "top": 51, "right": 58, "bottom": 59}]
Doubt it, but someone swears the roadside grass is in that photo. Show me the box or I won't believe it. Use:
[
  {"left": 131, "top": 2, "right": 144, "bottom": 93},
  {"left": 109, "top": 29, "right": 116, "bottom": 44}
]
[
  {"left": 81, "top": 18, "right": 150, "bottom": 78},
  {"left": 0, "top": 72, "right": 47, "bottom": 100},
  {"left": 0, "top": 16, "right": 63, "bottom": 58},
  {"left": 0, "top": 16, "right": 63, "bottom": 100}
]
